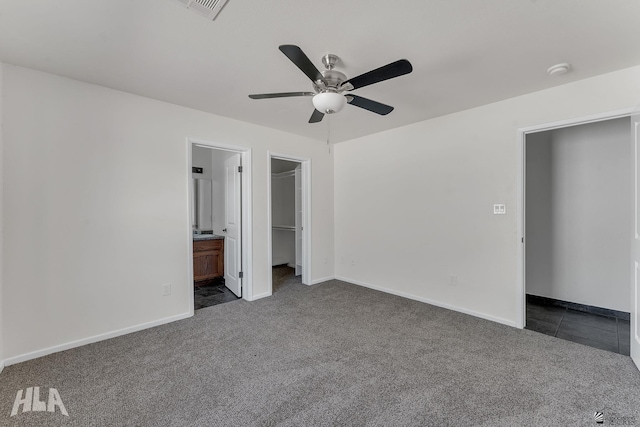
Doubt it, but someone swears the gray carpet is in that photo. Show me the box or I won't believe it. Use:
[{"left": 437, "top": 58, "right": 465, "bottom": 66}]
[
  {"left": 271, "top": 265, "right": 296, "bottom": 294},
  {"left": 1, "top": 277, "right": 639, "bottom": 426}
]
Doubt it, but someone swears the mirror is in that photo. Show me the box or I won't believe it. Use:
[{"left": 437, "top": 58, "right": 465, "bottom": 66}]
[{"left": 193, "top": 178, "right": 213, "bottom": 231}]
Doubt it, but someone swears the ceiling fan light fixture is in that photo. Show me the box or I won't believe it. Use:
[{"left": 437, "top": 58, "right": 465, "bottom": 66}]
[{"left": 312, "top": 92, "right": 346, "bottom": 114}]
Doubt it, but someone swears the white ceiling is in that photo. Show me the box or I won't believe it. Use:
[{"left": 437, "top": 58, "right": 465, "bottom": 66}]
[{"left": 1, "top": 0, "right": 640, "bottom": 143}]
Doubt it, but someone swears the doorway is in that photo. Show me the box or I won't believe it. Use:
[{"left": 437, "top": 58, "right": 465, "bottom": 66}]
[
  {"left": 519, "top": 116, "right": 632, "bottom": 355},
  {"left": 188, "top": 139, "right": 253, "bottom": 311},
  {"left": 268, "top": 153, "right": 311, "bottom": 294}
]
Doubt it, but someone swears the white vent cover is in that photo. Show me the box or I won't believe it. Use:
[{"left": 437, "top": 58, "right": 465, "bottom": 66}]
[{"left": 178, "top": 0, "right": 229, "bottom": 20}]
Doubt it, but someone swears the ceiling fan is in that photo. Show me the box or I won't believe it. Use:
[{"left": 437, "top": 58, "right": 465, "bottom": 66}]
[{"left": 249, "top": 45, "right": 413, "bottom": 123}]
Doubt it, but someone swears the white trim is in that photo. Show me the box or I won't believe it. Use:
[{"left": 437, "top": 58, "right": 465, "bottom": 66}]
[
  {"left": 635, "top": 122, "right": 640, "bottom": 348},
  {"left": 311, "top": 276, "right": 334, "bottom": 285},
  {"left": 336, "top": 276, "right": 517, "bottom": 328},
  {"left": 267, "top": 152, "right": 312, "bottom": 291},
  {"left": 631, "top": 261, "right": 640, "bottom": 348},
  {"left": 516, "top": 108, "right": 635, "bottom": 330},
  {"left": 250, "top": 291, "right": 272, "bottom": 301},
  {"left": 188, "top": 138, "right": 253, "bottom": 301},
  {"left": 186, "top": 144, "right": 196, "bottom": 316},
  {"left": 518, "top": 108, "right": 636, "bottom": 134},
  {"left": 516, "top": 127, "right": 526, "bottom": 329},
  {"left": 632, "top": 122, "right": 640, "bottom": 240},
  {"left": 3, "top": 312, "right": 192, "bottom": 367},
  {"left": 242, "top": 151, "right": 254, "bottom": 300},
  {"left": 0, "top": 63, "right": 4, "bottom": 375},
  {"left": 192, "top": 140, "right": 252, "bottom": 154}
]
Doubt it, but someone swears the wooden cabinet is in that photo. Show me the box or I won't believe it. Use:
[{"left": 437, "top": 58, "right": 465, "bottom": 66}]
[{"left": 193, "top": 238, "right": 224, "bottom": 283}]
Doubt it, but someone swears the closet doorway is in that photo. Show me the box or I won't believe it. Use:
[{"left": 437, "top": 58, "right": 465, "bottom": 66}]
[{"left": 268, "top": 154, "right": 311, "bottom": 294}]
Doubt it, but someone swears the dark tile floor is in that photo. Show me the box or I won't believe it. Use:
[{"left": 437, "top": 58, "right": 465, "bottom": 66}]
[
  {"left": 194, "top": 277, "right": 239, "bottom": 310},
  {"left": 526, "top": 299, "right": 630, "bottom": 355},
  {"left": 194, "top": 266, "right": 299, "bottom": 310}
]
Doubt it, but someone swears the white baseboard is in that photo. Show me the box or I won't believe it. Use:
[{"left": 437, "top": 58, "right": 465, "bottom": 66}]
[
  {"left": 310, "top": 276, "right": 335, "bottom": 285},
  {"left": 335, "top": 276, "right": 517, "bottom": 328},
  {"left": 3, "top": 311, "right": 193, "bottom": 367},
  {"left": 250, "top": 291, "right": 272, "bottom": 301},
  {"left": 0, "top": 360, "right": 4, "bottom": 374}
]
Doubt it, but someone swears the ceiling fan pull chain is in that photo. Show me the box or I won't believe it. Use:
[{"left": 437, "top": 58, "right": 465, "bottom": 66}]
[{"left": 327, "top": 114, "right": 331, "bottom": 153}]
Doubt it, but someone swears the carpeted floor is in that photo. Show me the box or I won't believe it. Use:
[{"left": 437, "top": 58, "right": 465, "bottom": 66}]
[
  {"left": 271, "top": 264, "right": 297, "bottom": 294},
  {"left": 1, "top": 278, "right": 639, "bottom": 426}
]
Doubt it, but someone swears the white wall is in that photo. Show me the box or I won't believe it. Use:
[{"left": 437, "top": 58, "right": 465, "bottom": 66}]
[
  {"left": 334, "top": 65, "right": 640, "bottom": 326},
  {"left": 1, "top": 64, "right": 334, "bottom": 362},
  {"left": 526, "top": 118, "right": 631, "bottom": 312},
  {"left": 525, "top": 131, "right": 553, "bottom": 302},
  {"left": 192, "top": 145, "right": 213, "bottom": 180},
  {"left": 0, "top": 62, "right": 4, "bottom": 371}
]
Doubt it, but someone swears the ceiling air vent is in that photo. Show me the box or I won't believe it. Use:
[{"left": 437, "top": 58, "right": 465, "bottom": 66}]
[{"left": 178, "top": 0, "right": 229, "bottom": 20}]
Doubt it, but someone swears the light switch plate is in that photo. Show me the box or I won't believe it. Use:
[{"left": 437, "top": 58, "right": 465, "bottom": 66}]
[{"left": 493, "top": 204, "right": 506, "bottom": 215}]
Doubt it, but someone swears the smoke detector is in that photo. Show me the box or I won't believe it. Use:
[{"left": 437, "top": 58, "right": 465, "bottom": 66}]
[
  {"left": 177, "top": 0, "right": 229, "bottom": 20},
  {"left": 547, "top": 63, "right": 571, "bottom": 76}
]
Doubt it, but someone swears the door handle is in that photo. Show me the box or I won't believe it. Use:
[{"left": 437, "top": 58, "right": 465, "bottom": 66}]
[{"left": 223, "top": 228, "right": 227, "bottom": 233}]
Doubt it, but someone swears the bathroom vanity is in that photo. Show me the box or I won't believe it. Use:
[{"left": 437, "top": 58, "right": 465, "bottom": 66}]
[{"left": 193, "top": 235, "right": 224, "bottom": 284}]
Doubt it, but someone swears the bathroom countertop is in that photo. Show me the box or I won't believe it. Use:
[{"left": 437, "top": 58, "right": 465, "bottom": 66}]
[{"left": 193, "top": 234, "right": 224, "bottom": 241}]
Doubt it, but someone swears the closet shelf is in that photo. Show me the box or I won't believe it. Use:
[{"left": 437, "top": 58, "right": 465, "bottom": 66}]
[{"left": 272, "top": 225, "right": 295, "bottom": 231}]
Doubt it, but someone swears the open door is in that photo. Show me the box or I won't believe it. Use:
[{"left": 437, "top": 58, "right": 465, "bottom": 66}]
[
  {"left": 224, "top": 154, "right": 242, "bottom": 297},
  {"left": 632, "top": 115, "right": 640, "bottom": 368}
]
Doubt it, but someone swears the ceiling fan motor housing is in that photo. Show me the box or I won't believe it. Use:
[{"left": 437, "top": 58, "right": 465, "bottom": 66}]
[{"left": 321, "top": 69, "right": 347, "bottom": 88}]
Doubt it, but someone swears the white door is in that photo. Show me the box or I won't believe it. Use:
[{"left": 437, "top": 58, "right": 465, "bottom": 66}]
[
  {"left": 631, "top": 115, "right": 640, "bottom": 369},
  {"left": 294, "top": 165, "right": 302, "bottom": 277},
  {"left": 224, "top": 154, "right": 242, "bottom": 297}
]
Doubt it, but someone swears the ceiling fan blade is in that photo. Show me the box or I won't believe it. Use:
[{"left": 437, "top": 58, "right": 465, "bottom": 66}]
[
  {"left": 343, "top": 59, "right": 412, "bottom": 90},
  {"left": 309, "top": 109, "right": 324, "bottom": 123},
  {"left": 347, "top": 95, "right": 394, "bottom": 115},
  {"left": 279, "top": 45, "right": 326, "bottom": 83},
  {"left": 249, "top": 92, "right": 314, "bottom": 99}
]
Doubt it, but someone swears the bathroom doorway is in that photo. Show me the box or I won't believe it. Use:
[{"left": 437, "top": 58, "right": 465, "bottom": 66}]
[{"left": 188, "top": 139, "right": 253, "bottom": 311}]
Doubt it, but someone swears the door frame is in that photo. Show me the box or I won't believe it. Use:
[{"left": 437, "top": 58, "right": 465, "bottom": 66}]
[
  {"left": 516, "top": 107, "right": 635, "bottom": 329},
  {"left": 267, "top": 152, "right": 312, "bottom": 291},
  {"left": 187, "top": 138, "right": 254, "bottom": 313}
]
